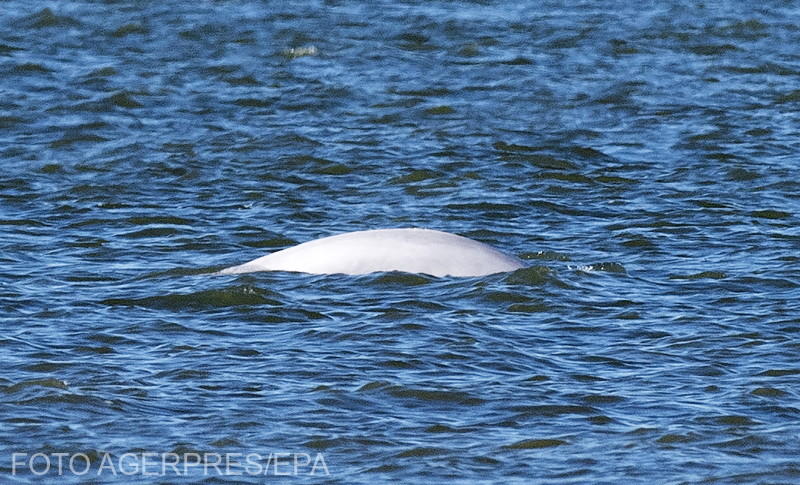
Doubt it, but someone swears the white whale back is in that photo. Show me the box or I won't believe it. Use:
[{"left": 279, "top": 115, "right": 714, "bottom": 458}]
[{"left": 218, "top": 228, "right": 524, "bottom": 277}]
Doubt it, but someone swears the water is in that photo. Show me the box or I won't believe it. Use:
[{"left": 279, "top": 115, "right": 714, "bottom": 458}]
[{"left": 2, "top": 1, "right": 799, "bottom": 483}]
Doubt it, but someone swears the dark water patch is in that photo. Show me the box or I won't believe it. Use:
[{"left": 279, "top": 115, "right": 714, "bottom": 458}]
[
  {"left": 715, "top": 18, "right": 770, "bottom": 39},
  {"left": 367, "top": 273, "right": 435, "bottom": 287},
  {"left": 518, "top": 155, "right": 577, "bottom": 171},
  {"left": 503, "top": 438, "right": 568, "bottom": 449},
  {"left": 23, "top": 362, "right": 76, "bottom": 373},
  {"left": 710, "top": 415, "right": 761, "bottom": 427},
  {"left": 509, "top": 405, "right": 595, "bottom": 417},
  {"left": 521, "top": 251, "right": 570, "bottom": 262},
  {"left": 386, "top": 386, "right": 484, "bottom": 406},
  {"left": 365, "top": 464, "right": 403, "bottom": 474},
  {"left": 397, "top": 34, "right": 437, "bottom": 52},
  {"left": 0, "top": 219, "right": 48, "bottom": 227},
  {"left": 272, "top": 133, "right": 322, "bottom": 148},
  {"left": 733, "top": 276, "right": 798, "bottom": 290},
  {"left": 498, "top": 56, "right": 534, "bottom": 65},
  {"left": 390, "top": 169, "right": 442, "bottom": 184},
  {"left": 580, "top": 394, "right": 625, "bottom": 406},
  {"left": 367, "top": 113, "right": 403, "bottom": 125},
  {"left": 493, "top": 141, "right": 538, "bottom": 153},
  {"left": 390, "top": 87, "right": 453, "bottom": 97},
  {"left": 23, "top": 8, "right": 80, "bottom": 29},
  {"left": 310, "top": 162, "right": 353, "bottom": 176},
  {"left": 66, "top": 217, "right": 118, "bottom": 229},
  {"left": 373, "top": 97, "right": 426, "bottom": 109},
  {"left": 424, "top": 424, "right": 474, "bottom": 434},
  {"left": 119, "top": 227, "right": 181, "bottom": 239},
  {"left": 423, "top": 105, "right": 455, "bottom": 115},
  {"left": 86, "top": 333, "right": 136, "bottom": 346},
  {"left": 578, "top": 262, "right": 626, "bottom": 274},
  {"left": 757, "top": 369, "right": 800, "bottom": 378},
  {"left": 13, "top": 62, "right": 52, "bottom": 74},
  {"left": 110, "top": 22, "right": 149, "bottom": 38},
  {"left": 692, "top": 199, "right": 731, "bottom": 209},
  {"left": 445, "top": 202, "right": 520, "bottom": 214},
  {"left": 74, "top": 345, "right": 115, "bottom": 355},
  {"left": 0, "top": 43, "right": 24, "bottom": 54},
  {"left": 224, "top": 74, "right": 262, "bottom": 87},
  {"left": 769, "top": 84, "right": 800, "bottom": 103},
  {"left": 396, "top": 447, "right": 449, "bottom": 458},
  {"left": 126, "top": 216, "right": 194, "bottom": 226},
  {"left": 240, "top": 236, "right": 296, "bottom": 249},
  {"left": 485, "top": 291, "right": 536, "bottom": 305},
  {"left": 50, "top": 133, "right": 109, "bottom": 148},
  {"left": 656, "top": 433, "right": 699, "bottom": 445},
  {"left": 609, "top": 38, "right": 639, "bottom": 56},
  {"left": 74, "top": 91, "right": 144, "bottom": 111},
  {"left": 14, "top": 393, "right": 105, "bottom": 407},
  {"left": 86, "top": 66, "right": 118, "bottom": 78},
  {"left": 101, "top": 286, "right": 282, "bottom": 310},
  {"left": 617, "top": 233, "right": 657, "bottom": 249},
  {"left": 588, "top": 415, "right": 614, "bottom": 425},
  {"left": 595, "top": 174, "right": 637, "bottom": 185},
  {"left": 3, "top": 378, "right": 69, "bottom": 394},
  {"left": 751, "top": 387, "right": 788, "bottom": 398},
  {"left": 580, "top": 355, "right": 633, "bottom": 368},
  {"left": 0, "top": 115, "right": 26, "bottom": 128},
  {"left": 377, "top": 359, "right": 419, "bottom": 370},
  {"left": 688, "top": 43, "right": 739, "bottom": 56},
  {"left": 107, "top": 92, "right": 144, "bottom": 108},
  {"left": 504, "top": 301, "right": 548, "bottom": 313},
  {"left": 669, "top": 271, "right": 727, "bottom": 280},
  {"left": 709, "top": 434, "right": 771, "bottom": 453},
  {"left": 505, "top": 266, "right": 558, "bottom": 286},
  {"left": 154, "top": 368, "right": 210, "bottom": 381},
  {"left": 378, "top": 300, "right": 448, "bottom": 313},
  {"left": 724, "top": 62, "right": 799, "bottom": 76},
  {"left": 538, "top": 171, "right": 594, "bottom": 184},
  {"left": 750, "top": 209, "right": 791, "bottom": 220}
]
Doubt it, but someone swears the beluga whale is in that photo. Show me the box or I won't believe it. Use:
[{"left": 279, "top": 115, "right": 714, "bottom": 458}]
[{"left": 218, "top": 228, "right": 525, "bottom": 277}]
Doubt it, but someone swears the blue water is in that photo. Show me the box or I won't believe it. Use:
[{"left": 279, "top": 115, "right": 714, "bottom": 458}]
[{"left": 2, "top": 1, "right": 800, "bottom": 483}]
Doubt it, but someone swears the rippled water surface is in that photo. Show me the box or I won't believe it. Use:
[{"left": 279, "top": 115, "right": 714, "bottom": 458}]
[{"left": 2, "top": 1, "right": 800, "bottom": 483}]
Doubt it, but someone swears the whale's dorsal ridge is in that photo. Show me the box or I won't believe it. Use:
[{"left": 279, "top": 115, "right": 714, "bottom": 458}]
[{"left": 218, "top": 228, "right": 524, "bottom": 277}]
